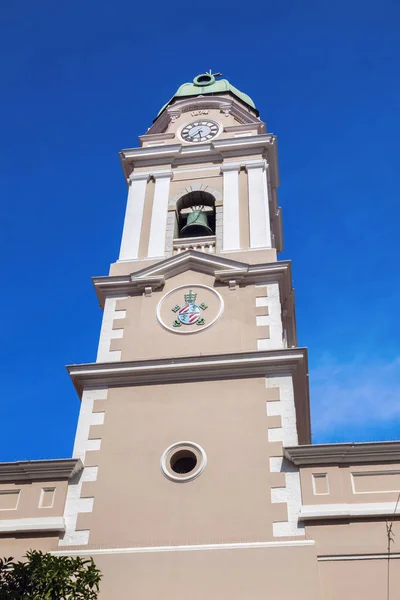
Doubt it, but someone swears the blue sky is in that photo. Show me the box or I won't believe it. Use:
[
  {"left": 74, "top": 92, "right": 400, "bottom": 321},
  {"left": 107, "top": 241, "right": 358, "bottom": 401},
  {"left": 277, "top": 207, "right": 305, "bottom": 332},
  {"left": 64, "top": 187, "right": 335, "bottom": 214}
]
[{"left": 1, "top": 0, "right": 399, "bottom": 460}]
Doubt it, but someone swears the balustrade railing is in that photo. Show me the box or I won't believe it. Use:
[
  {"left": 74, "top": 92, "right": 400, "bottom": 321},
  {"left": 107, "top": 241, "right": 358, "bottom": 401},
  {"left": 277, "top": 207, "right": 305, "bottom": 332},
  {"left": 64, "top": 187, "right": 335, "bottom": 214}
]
[{"left": 173, "top": 235, "right": 216, "bottom": 255}]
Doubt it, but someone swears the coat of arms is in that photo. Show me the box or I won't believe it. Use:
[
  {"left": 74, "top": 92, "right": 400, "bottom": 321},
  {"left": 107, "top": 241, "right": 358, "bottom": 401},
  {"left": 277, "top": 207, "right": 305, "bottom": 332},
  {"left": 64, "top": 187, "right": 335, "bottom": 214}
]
[{"left": 172, "top": 290, "right": 208, "bottom": 327}]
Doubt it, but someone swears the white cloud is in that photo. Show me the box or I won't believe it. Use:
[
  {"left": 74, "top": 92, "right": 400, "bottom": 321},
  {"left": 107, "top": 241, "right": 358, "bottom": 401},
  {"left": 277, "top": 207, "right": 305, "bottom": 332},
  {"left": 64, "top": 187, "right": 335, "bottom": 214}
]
[{"left": 310, "top": 353, "right": 400, "bottom": 439}]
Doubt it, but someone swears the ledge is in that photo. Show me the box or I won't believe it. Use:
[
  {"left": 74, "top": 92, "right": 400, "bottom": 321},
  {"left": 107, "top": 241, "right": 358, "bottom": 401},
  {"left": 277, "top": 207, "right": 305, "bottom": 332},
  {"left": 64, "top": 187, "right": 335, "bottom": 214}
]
[
  {"left": 0, "top": 517, "right": 65, "bottom": 534},
  {"left": 119, "top": 134, "right": 278, "bottom": 184},
  {"left": 0, "top": 459, "right": 83, "bottom": 482},
  {"left": 285, "top": 442, "right": 400, "bottom": 466},
  {"left": 299, "top": 502, "right": 400, "bottom": 521},
  {"left": 68, "top": 348, "right": 307, "bottom": 393}
]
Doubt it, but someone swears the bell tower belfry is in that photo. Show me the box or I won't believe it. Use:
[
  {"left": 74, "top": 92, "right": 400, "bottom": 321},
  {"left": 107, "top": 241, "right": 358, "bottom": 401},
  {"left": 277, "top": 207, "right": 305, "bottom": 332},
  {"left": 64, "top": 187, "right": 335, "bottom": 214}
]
[
  {"left": 117, "top": 70, "right": 282, "bottom": 265},
  {"left": 59, "top": 72, "right": 319, "bottom": 600}
]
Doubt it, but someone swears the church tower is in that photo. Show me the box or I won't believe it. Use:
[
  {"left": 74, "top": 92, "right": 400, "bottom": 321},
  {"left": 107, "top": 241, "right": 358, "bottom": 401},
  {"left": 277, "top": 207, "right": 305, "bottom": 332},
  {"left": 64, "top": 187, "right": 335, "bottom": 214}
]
[
  {"left": 3, "top": 71, "right": 400, "bottom": 600},
  {"left": 59, "top": 71, "right": 317, "bottom": 598}
]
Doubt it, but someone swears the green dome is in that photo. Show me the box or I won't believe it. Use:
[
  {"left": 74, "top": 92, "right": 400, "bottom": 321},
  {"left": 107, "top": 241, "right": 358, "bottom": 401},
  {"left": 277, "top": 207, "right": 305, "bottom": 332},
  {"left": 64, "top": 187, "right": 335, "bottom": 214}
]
[{"left": 157, "top": 72, "right": 256, "bottom": 117}]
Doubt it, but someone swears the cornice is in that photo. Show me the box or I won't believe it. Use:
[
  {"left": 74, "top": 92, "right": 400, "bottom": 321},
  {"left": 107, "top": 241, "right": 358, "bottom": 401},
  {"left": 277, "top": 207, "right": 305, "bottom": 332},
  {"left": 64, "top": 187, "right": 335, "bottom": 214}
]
[
  {"left": 68, "top": 346, "right": 308, "bottom": 392},
  {"left": 119, "top": 135, "right": 278, "bottom": 185},
  {"left": 93, "top": 252, "right": 291, "bottom": 302},
  {"left": 0, "top": 459, "right": 83, "bottom": 482},
  {"left": 285, "top": 442, "right": 400, "bottom": 466}
]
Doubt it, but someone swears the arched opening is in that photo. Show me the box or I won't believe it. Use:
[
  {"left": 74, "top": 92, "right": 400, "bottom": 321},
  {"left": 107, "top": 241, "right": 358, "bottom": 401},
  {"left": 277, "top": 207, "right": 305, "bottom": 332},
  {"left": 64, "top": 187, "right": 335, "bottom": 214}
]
[{"left": 176, "top": 191, "right": 216, "bottom": 239}]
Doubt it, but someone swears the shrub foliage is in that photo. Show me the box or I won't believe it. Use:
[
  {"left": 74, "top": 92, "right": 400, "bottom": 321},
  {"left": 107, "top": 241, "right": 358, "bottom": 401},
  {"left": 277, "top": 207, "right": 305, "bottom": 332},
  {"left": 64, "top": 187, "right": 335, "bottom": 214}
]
[{"left": 0, "top": 550, "right": 101, "bottom": 599}]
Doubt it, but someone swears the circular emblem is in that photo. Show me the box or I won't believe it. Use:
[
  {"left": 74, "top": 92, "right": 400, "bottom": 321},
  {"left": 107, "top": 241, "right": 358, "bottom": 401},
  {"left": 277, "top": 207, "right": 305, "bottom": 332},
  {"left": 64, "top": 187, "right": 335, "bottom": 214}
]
[{"left": 156, "top": 285, "right": 224, "bottom": 334}]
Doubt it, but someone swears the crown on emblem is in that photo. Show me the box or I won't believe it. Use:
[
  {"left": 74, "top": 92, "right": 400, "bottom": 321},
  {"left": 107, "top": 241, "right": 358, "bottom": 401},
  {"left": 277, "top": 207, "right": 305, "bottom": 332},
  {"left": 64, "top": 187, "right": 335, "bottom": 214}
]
[{"left": 184, "top": 290, "right": 197, "bottom": 303}]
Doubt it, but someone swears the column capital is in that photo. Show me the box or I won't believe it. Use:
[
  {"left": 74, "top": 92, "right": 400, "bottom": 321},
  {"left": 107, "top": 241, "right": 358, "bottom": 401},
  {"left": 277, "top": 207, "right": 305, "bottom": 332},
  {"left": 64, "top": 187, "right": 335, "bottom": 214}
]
[
  {"left": 128, "top": 172, "right": 151, "bottom": 184},
  {"left": 244, "top": 160, "right": 267, "bottom": 172},
  {"left": 129, "top": 169, "right": 174, "bottom": 184},
  {"left": 220, "top": 162, "right": 241, "bottom": 173},
  {"left": 152, "top": 169, "right": 174, "bottom": 180}
]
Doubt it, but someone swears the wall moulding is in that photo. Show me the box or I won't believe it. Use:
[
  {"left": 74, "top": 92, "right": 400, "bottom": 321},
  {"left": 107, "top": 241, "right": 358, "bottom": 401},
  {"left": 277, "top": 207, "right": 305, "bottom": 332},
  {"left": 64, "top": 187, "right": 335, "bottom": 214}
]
[
  {"left": 285, "top": 442, "right": 400, "bottom": 466},
  {"left": 0, "top": 459, "right": 82, "bottom": 482},
  {"left": 119, "top": 135, "right": 278, "bottom": 185}
]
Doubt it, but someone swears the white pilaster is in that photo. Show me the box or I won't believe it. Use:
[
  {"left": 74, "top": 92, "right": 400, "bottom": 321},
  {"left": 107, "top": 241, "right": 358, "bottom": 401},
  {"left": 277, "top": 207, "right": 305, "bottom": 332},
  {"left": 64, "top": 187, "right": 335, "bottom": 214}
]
[
  {"left": 147, "top": 170, "right": 173, "bottom": 258},
  {"left": 118, "top": 173, "right": 149, "bottom": 261},
  {"left": 246, "top": 161, "right": 272, "bottom": 249},
  {"left": 221, "top": 163, "right": 240, "bottom": 251}
]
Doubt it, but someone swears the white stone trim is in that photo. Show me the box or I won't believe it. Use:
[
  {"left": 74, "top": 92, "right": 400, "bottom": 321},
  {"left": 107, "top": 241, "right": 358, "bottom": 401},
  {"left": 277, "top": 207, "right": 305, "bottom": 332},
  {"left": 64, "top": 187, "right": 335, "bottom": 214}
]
[
  {"left": 119, "top": 174, "right": 148, "bottom": 261},
  {"left": 160, "top": 441, "right": 207, "bottom": 482},
  {"left": 268, "top": 427, "right": 284, "bottom": 443},
  {"left": 39, "top": 487, "right": 55, "bottom": 509},
  {"left": 266, "top": 376, "right": 298, "bottom": 447},
  {"left": 246, "top": 161, "right": 272, "bottom": 249},
  {"left": 173, "top": 165, "right": 221, "bottom": 174},
  {"left": 147, "top": 171, "right": 173, "bottom": 258},
  {"left": 256, "top": 296, "right": 268, "bottom": 307},
  {"left": 256, "top": 315, "right": 269, "bottom": 327},
  {"left": 256, "top": 283, "right": 284, "bottom": 351},
  {"left": 266, "top": 376, "right": 304, "bottom": 537},
  {"left": 96, "top": 299, "right": 127, "bottom": 363},
  {"left": 170, "top": 184, "right": 222, "bottom": 207},
  {"left": 299, "top": 501, "right": 400, "bottom": 521},
  {"left": 312, "top": 473, "right": 330, "bottom": 496},
  {"left": 0, "top": 517, "right": 65, "bottom": 533},
  {"left": 0, "top": 489, "right": 20, "bottom": 511},
  {"left": 220, "top": 163, "right": 240, "bottom": 251},
  {"left": 60, "top": 389, "right": 106, "bottom": 547},
  {"left": 350, "top": 470, "right": 400, "bottom": 494},
  {"left": 53, "top": 539, "right": 314, "bottom": 557}
]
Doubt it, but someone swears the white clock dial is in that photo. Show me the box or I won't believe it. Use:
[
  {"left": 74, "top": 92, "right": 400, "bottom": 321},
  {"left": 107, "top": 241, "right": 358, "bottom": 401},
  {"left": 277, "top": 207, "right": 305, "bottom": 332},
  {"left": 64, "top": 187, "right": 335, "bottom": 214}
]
[{"left": 181, "top": 120, "right": 220, "bottom": 143}]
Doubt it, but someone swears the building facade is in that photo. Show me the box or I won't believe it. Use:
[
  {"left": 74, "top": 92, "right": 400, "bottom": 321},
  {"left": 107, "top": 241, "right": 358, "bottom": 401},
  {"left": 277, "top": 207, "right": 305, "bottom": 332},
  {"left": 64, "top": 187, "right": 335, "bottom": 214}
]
[{"left": 1, "top": 72, "right": 400, "bottom": 599}]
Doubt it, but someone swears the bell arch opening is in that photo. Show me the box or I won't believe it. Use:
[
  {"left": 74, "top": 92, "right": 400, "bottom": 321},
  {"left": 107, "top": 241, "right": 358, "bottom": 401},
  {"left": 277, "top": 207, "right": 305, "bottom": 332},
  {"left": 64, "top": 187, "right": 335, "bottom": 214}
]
[{"left": 176, "top": 191, "right": 216, "bottom": 239}]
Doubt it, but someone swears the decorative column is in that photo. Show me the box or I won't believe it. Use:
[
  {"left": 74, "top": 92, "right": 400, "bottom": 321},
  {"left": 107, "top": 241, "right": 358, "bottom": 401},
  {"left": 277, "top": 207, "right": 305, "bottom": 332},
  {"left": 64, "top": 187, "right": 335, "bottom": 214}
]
[
  {"left": 147, "top": 170, "right": 173, "bottom": 258},
  {"left": 118, "top": 173, "right": 149, "bottom": 261},
  {"left": 246, "top": 161, "right": 272, "bottom": 249},
  {"left": 220, "top": 163, "right": 241, "bottom": 252}
]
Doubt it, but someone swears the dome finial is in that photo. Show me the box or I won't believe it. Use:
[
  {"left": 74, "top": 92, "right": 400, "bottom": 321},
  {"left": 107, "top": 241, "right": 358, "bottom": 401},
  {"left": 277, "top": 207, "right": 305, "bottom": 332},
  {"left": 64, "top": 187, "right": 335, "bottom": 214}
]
[{"left": 193, "top": 71, "right": 222, "bottom": 87}]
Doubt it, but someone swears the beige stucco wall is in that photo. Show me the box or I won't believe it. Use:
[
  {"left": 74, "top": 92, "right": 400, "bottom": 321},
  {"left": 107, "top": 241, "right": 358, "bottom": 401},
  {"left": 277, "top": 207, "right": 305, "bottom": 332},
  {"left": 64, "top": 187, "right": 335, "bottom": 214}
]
[
  {"left": 0, "top": 533, "right": 60, "bottom": 560},
  {"left": 76, "top": 377, "right": 289, "bottom": 547},
  {"left": 0, "top": 480, "right": 68, "bottom": 519},
  {"left": 107, "top": 270, "right": 278, "bottom": 362},
  {"left": 91, "top": 544, "right": 321, "bottom": 600},
  {"left": 300, "top": 463, "right": 400, "bottom": 505},
  {"left": 318, "top": 556, "right": 400, "bottom": 600}
]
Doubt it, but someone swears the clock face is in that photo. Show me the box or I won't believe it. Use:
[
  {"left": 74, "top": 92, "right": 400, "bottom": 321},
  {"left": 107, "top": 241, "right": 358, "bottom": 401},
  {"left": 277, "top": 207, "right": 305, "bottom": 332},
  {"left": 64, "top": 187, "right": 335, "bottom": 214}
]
[{"left": 181, "top": 120, "right": 220, "bottom": 143}]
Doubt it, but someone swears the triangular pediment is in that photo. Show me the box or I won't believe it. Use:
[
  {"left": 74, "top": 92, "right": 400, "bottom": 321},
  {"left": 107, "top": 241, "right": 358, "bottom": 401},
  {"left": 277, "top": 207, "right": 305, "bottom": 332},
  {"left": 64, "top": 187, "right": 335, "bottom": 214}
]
[
  {"left": 93, "top": 250, "right": 293, "bottom": 311},
  {"left": 130, "top": 250, "right": 248, "bottom": 284}
]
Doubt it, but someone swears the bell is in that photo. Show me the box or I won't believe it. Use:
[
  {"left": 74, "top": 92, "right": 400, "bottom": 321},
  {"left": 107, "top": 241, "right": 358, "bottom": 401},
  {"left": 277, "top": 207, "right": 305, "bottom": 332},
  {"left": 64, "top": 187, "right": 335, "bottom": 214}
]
[{"left": 180, "top": 209, "right": 213, "bottom": 238}]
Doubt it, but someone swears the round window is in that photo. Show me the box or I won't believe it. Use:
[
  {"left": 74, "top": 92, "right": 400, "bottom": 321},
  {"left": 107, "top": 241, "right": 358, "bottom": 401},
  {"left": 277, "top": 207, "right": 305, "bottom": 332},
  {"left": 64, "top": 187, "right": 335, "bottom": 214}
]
[{"left": 161, "top": 442, "right": 206, "bottom": 482}]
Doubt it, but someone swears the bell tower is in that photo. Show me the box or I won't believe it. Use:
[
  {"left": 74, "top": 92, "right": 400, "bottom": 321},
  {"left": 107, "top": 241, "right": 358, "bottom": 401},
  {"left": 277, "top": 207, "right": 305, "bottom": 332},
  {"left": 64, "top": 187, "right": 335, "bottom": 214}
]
[
  {"left": 117, "top": 70, "right": 282, "bottom": 265},
  {"left": 59, "top": 72, "right": 318, "bottom": 600}
]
